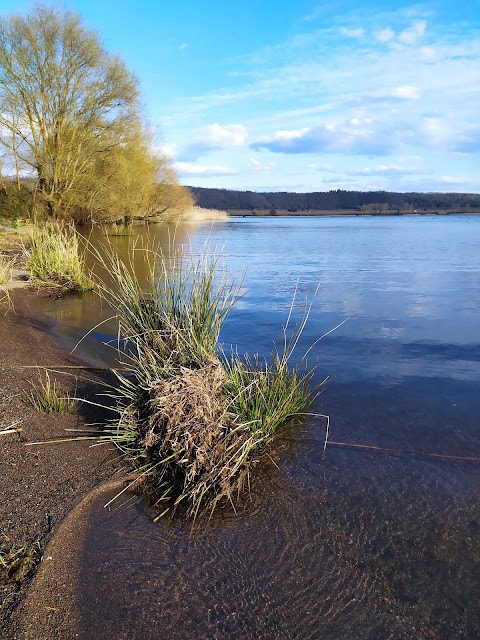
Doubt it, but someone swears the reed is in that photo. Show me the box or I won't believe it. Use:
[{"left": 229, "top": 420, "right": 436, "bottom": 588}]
[
  {"left": 27, "top": 371, "right": 76, "bottom": 414},
  {"left": 24, "top": 222, "right": 93, "bottom": 291},
  {"left": 102, "top": 222, "right": 133, "bottom": 237},
  {"left": 182, "top": 206, "right": 229, "bottom": 221}
]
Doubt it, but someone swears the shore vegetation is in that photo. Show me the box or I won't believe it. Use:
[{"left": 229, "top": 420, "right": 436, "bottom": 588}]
[
  {"left": 181, "top": 207, "right": 229, "bottom": 221},
  {"left": 24, "top": 222, "right": 92, "bottom": 291},
  {"left": 26, "top": 371, "right": 76, "bottom": 415},
  {"left": 0, "top": 252, "right": 13, "bottom": 286},
  {"left": 87, "top": 243, "right": 324, "bottom": 518}
]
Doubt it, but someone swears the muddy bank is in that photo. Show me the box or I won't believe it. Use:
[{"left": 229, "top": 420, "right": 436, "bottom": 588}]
[{"left": 0, "top": 290, "right": 124, "bottom": 638}]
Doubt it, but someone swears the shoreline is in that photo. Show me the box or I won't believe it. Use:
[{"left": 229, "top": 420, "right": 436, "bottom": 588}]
[
  {"left": 0, "top": 290, "right": 124, "bottom": 638},
  {"left": 227, "top": 210, "right": 480, "bottom": 218}
]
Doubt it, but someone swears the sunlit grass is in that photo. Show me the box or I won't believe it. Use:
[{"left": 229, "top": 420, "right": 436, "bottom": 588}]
[
  {"left": 27, "top": 371, "right": 76, "bottom": 414},
  {"left": 24, "top": 221, "right": 93, "bottom": 291},
  {"left": 0, "top": 252, "right": 14, "bottom": 285},
  {"left": 0, "top": 537, "right": 27, "bottom": 576},
  {"left": 182, "top": 206, "right": 229, "bottom": 221},
  {"left": 0, "top": 534, "right": 38, "bottom": 581},
  {"left": 102, "top": 222, "right": 133, "bottom": 237}
]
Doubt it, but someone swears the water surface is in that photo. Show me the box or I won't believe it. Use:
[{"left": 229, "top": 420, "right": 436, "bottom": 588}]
[{"left": 39, "top": 216, "right": 480, "bottom": 639}]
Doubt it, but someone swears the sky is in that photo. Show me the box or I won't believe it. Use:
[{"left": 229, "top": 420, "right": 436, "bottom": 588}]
[{"left": 1, "top": 0, "right": 479, "bottom": 193}]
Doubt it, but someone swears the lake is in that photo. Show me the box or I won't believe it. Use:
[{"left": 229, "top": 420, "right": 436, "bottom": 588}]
[{"left": 39, "top": 215, "right": 480, "bottom": 639}]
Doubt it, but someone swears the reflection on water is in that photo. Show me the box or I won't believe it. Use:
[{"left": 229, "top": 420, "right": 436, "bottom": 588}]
[{"left": 38, "top": 216, "right": 480, "bottom": 639}]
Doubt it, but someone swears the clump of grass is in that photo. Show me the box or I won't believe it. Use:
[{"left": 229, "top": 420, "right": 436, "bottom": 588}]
[
  {"left": 27, "top": 371, "right": 76, "bottom": 414},
  {"left": 0, "top": 538, "right": 27, "bottom": 578},
  {"left": 24, "top": 222, "right": 93, "bottom": 291},
  {"left": 224, "top": 352, "right": 316, "bottom": 445},
  {"left": 102, "top": 222, "right": 132, "bottom": 237},
  {"left": 86, "top": 242, "right": 326, "bottom": 519},
  {"left": 96, "top": 244, "right": 239, "bottom": 370},
  {"left": 0, "top": 252, "right": 14, "bottom": 285},
  {"left": 0, "top": 535, "right": 38, "bottom": 583}
]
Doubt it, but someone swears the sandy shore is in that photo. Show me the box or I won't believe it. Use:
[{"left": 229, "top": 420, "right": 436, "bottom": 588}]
[{"left": 0, "top": 290, "right": 124, "bottom": 638}]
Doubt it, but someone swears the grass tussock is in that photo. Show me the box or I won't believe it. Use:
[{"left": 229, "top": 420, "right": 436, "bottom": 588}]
[
  {"left": 27, "top": 371, "right": 76, "bottom": 414},
  {"left": 102, "top": 222, "right": 133, "bottom": 237},
  {"left": 24, "top": 222, "right": 93, "bottom": 291},
  {"left": 0, "top": 538, "right": 27, "bottom": 578},
  {"left": 0, "top": 534, "right": 38, "bottom": 583},
  {"left": 0, "top": 253, "right": 14, "bottom": 286},
  {"left": 81, "top": 243, "right": 325, "bottom": 518}
]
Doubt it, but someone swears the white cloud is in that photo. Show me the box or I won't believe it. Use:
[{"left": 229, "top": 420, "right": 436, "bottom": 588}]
[
  {"left": 203, "top": 123, "right": 248, "bottom": 147},
  {"left": 178, "top": 123, "right": 248, "bottom": 160},
  {"left": 175, "top": 162, "right": 238, "bottom": 176},
  {"left": 390, "top": 85, "right": 420, "bottom": 99},
  {"left": 339, "top": 27, "right": 364, "bottom": 39},
  {"left": 251, "top": 119, "right": 399, "bottom": 155},
  {"left": 310, "top": 163, "right": 427, "bottom": 178},
  {"left": 376, "top": 27, "right": 395, "bottom": 43},
  {"left": 153, "top": 144, "right": 176, "bottom": 158},
  {"left": 158, "top": 6, "right": 480, "bottom": 192},
  {"left": 398, "top": 20, "right": 426, "bottom": 45},
  {"left": 419, "top": 46, "right": 437, "bottom": 60},
  {"left": 250, "top": 158, "right": 278, "bottom": 172}
]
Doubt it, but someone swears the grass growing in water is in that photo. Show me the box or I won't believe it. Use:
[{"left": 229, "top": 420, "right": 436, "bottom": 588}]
[
  {"left": 27, "top": 371, "right": 76, "bottom": 414},
  {"left": 102, "top": 222, "right": 132, "bottom": 237},
  {"left": 25, "top": 222, "right": 93, "bottom": 291},
  {"left": 81, "top": 243, "right": 326, "bottom": 518}
]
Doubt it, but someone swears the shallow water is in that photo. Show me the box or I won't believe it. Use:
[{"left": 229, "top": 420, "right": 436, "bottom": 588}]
[{"left": 38, "top": 216, "right": 480, "bottom": 639}]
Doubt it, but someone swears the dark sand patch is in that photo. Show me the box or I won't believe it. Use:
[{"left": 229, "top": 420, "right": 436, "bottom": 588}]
[{"left": 0, "top": 290, "right": 124, "bottom": 638}]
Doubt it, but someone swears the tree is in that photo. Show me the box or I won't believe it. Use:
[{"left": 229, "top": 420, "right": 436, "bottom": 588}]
[{"left": 0, "top": 5, "right": 192, "bottom": 221}]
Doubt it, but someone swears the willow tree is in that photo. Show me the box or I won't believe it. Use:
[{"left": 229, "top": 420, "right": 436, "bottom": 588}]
[
  {"left": 73, "top": 124, "right": 193, "bottom": 223},
  {"left": 0, "top": 5, "right": 192, "bottom": 221}
]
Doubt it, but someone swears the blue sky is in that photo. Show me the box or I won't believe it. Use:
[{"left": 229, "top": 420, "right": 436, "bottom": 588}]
[{"left": 2, "top": 0, "right": 479, "bottom": 192}]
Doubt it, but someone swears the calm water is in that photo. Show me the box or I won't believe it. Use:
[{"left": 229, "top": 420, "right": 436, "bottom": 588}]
[{"left": 39, "top": 216, "right": 480, "bottom": 639}]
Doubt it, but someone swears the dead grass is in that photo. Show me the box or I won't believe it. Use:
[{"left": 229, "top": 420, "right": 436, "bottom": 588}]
[{"left": 181, "top": 206, "right": 229, "bottom": 221}]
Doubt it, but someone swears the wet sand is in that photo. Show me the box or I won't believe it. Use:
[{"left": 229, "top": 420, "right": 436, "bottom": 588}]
[{"left": 0, "top": 290, "right": 124, "bottom": 638}]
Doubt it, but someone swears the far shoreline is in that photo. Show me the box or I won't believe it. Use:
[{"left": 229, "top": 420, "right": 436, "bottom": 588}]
[{"left": 227, "top": 209, "right": 480, "bottom": 218}]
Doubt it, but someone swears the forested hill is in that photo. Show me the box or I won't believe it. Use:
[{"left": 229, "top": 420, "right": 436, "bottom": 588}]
[{"left": 189, "top": 187, "right": 480, "bottom": 213}]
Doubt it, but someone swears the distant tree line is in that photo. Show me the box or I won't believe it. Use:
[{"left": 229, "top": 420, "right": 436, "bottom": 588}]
[{"left": 189, "top": 187, "right": 480, "bottom": 213}]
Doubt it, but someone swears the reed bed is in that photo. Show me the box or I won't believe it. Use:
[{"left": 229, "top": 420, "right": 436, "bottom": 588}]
[
  {"left": 24, "top": 222, "right": 93, "bottom": 291},
  {"left": 182, "top": 206, "right": 229, "bottom": 221},
  {"left": 81, "top": 243, "right": 325, "bottom": 518}
]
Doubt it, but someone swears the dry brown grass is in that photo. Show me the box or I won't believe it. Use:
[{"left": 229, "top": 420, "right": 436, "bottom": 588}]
[
  {"left": 138, "top": 359, "right": 253, "bottom": 517},
  {"left": 181, "top": 206, "right": 229, "bottom": 221}
]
